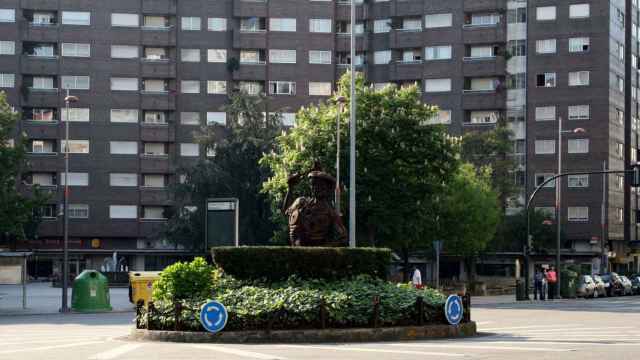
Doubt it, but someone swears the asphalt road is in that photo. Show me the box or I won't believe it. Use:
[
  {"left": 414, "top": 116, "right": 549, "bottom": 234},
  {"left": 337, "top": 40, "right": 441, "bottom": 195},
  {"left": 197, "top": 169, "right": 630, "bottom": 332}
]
[{"left": 1, "top": 295, "right": 639, "bottom": 360}]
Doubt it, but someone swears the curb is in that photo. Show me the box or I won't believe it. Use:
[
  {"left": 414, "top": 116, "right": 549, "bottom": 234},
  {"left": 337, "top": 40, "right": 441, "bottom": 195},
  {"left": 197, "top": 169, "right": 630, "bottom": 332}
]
[{"left": 129, "top": 322, "right": 477, "bottom": 344}]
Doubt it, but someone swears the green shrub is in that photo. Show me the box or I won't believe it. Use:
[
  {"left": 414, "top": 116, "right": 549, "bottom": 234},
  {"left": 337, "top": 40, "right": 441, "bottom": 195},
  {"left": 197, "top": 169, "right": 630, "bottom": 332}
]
[
  {"left": 152, "top": 257, "right": 217, "bottom": 302},
  {"left": 211, "top": 246, "right": 391, "bottom": 281}
]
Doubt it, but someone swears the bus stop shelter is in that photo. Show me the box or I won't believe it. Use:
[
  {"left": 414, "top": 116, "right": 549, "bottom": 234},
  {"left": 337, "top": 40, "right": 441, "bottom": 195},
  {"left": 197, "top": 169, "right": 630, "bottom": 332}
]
[{"left": 0, "top": 252, "right": 32, "bottom": 309}]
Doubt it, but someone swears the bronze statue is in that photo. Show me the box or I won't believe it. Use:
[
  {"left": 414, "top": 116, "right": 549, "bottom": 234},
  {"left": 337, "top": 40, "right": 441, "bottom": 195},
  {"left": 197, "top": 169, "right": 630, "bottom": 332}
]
[{"left": 282, "top": 163, "right": 347, "bottom": 247}]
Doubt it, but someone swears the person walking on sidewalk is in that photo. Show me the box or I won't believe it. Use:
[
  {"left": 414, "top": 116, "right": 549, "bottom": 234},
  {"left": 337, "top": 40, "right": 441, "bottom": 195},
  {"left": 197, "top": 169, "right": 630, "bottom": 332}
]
[
  {"left": 534, "top": 267, "right": 545, "bottom": 300},
  {"left": 546, "top": 266, "right": 557, "bottom": 300}
]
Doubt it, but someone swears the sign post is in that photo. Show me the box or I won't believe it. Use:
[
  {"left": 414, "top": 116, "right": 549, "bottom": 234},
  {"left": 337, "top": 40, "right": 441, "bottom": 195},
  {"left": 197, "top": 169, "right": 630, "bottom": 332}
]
[
  {"left": 199, "top": 300, "right": 228, "bottom": 333},
  {"left": 444, "top": 295, "right": 463, "bottom": 326},
  {"left": 433, "top": 240, "right": 443, "bottom": 289}
]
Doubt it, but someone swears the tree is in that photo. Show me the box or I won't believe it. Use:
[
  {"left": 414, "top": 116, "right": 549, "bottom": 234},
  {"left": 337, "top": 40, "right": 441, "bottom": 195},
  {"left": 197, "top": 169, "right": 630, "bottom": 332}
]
[
  {"left": 0, "top": 91, "right": 48, "bottom": 249},
  {"left": 163, "top": 92, "right": 281, "bottom": 250},
  {"left": 497, "top": 209, "right": 562, "bottom": 253},
  {"left": 436, "top": 164, "right": 501, "bottom": 281},
  {"left": 261, "top": 72, "right": 460, "bottom": 267}
]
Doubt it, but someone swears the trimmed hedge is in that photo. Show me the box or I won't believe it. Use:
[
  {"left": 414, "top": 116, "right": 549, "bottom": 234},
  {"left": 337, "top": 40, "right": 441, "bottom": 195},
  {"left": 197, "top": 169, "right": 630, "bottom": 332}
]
[{"left": 211, "top": 246, "right": 391, "bottom": 281}]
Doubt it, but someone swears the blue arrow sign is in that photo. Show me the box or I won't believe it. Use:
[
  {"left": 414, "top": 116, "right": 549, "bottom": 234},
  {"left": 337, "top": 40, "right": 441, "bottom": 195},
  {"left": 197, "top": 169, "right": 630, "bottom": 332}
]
[
  {"left": 199, "top": 300, "right": 228, "bottom": 333},
  {"left": 444, "top": 295, "right": 463, "bottom": 326}
]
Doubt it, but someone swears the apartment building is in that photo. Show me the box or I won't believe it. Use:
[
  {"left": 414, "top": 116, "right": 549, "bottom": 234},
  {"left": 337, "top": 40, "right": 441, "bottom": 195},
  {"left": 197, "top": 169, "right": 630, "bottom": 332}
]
[{"left": 0, "top": 0, "right": 638, "bottom": 275}]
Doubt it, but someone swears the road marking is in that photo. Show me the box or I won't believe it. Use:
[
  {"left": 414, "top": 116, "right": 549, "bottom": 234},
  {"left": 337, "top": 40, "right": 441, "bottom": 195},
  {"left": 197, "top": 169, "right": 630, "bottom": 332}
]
[
  {"left": 476, "top": 321, "right": 494, "bottom": 326},
  {"left": 388, "top": 343, "right": 573, "bottom": 352},
  {"left": 191, "top": 345, "right": 287, "bottom": 359},
  {"left": 505, "top": 326, "right": 635, "bottom": 334},
  {"left": 89, "top": 343, "right": 143, "bottom": 360},
  {"left": 279, "top": 345, "right": 465, "bottom": 357},
  {"left": 1, "top": 337, "right": 104, "bottom": 346},
  {"left": 482, "top": 324, "right": 581, "bottom": 332},
  {"left": 473, "top": 340, "right": 640, "bottom": 347},
  {"left": 0, "top": 341, "right": 103, "bottom": 354}
]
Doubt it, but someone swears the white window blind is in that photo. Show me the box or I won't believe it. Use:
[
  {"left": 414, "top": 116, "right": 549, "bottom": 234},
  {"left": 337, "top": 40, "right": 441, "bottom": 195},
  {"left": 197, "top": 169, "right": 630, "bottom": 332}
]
[
  {"left": 0, "top": 41, "right": 15, "bottom": 55},
  {"left": 207, "top": 49, "right": 226, "bottom": 62},
  {"left": 181, "top": 49, "right": 200, "bottom": 62},
  {"left": 424, "top": 78, "right": 452, "bottom": 92},
  {"left": 144, "top": 143, "right": 166, "bottom": 155},
  {"left": 110, "top": 141, "right": 138, "bottom": 154},
  {"left": 109, "top": 205, "right": 137, "bottom": 219},
  {"left": 568, "top": 175, "right": 589, "bottom": 188},
  {"left": 281, "top": 113, "right": 296, "bottom": 127},
  {"left": 180, "top": 112, "right": 200, "bottom": 125},
  {"left": 207, "top": 81, "right": 227, "bottom": 94},
  {"left": 181, "top": 17, "right": 201, "bottom": 30},
  {"left": 143, "top": 207, "right": 165, "bottom": 219},
  {"left": 373, "top": 19, "right": 391, "bottom": 33},
  {"left": 61, "top": 76, "right": 90, "bottom": 90},
  {"left": 270, "top": 18, "right": 297, "bottom": 31},
  {"left": 61, "top": 140, "right": 89, "bottom": 154},
  {"left": 373, "top": 50, "right": 391, "bottom": 64},
  {"left": 535, "top": 106, "right": 556, "bottom": 121},
  {"left": 402, "top": 18, "right": 421, "bottom": 30},
  {"left": 181, "top": 80, "right": 200, "bottom": 94},
  {"left": 569, "top": 71, "right": 590, "bottom": 86},
  {"left": 269, "top": 49, "right": 296, "bottom": 63},
  {"left": 536, "top": 6, "right": 556, "bottom": 21},
  {"left": 59, "top": 172, "right": 89, "bottom": 186},
  {"left": 426, "top": 45, "right": 452, "bottom": 60},
  {"left": 568, "top": 139, "right": 589, "bottom": 153},
  {"left": 425, "top": 13, "right": 452, "bottom": 28},
  {"left": 0, "top": 9, "right": 15, "bottom": 22},
  {"left": 61, "top": 43, "right": 90, "bottom": 57},
  {"left": 111, "top": 78, "right": 138, "bottom": 91},
  {"left": 0, "top": 73, "right": 14, "bottom": 88},
  {"left": 111, "top": 45, "right": 138, "bottom": 59},
  {"left": 32, "top": 173, "right": 54, "bottom": 186},
  {"left": 569, "top": 4, "right": 590, "bottom": 18},
  {"left": 110, "top": 173, "right": 137, "bottom": 187},
  {"left": 62, "top": 11, "right": 90, "bottom": 25},
  {"left": 308, "top": 82, "right": 332, "bottom": 96},
  {"left": 110, "top": 109, "right": 138, "bottom": 123},
  {"left": 469, "top": 46, "right": 493, "bottom": 58},
  {"left": 535, "top": 140, "right": 555, "bottom": 154},
  {"left": 309, "top": 19, "right": 331, "bottom": 33},
  {"left": 568, "top": 207, "right": 589, "bottom": 221},
  {"left": 180, "top": 143, "right": 199, "bottom": 157},
  {"left": 208, "top": 18, "right": 227, "bottom": 31},
  {"left": 568, "top": 105, "right": 590, "bottom": 120},
  {"left": 469, "top": 111, "right": 498, "bottom": 124},
  {"left": 143, "top": 175, "right": 165, "bottom": 188},
  {"left": 536, "top": 39, "right": 556, "bottom": 54},
  {"left": 469, "top": 78, "right": 496, "bottom": 91},
  {"left": 112, "top": 13, "right": 139, "bottom": 27},
  {"left": 309, "top": 50, "right": 332, "bottom": 64},
  {"left": 61, "top": 108, "right": 90, "bottom": 122},
  {"left": 569, "top": 37, "right": 590, "bottom": 52}
]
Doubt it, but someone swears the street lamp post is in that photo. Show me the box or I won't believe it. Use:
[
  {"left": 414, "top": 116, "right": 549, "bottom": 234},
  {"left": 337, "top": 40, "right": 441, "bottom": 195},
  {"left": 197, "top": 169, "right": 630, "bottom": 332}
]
[
  {"left": 61, "top": 90, "right": 78, "bottom": 313},
  {"left": 335, "top": 96, "right": 346, "bottom": 214},
  {"left": 348, "top": 0, "right": 356, "bottom": 248}
]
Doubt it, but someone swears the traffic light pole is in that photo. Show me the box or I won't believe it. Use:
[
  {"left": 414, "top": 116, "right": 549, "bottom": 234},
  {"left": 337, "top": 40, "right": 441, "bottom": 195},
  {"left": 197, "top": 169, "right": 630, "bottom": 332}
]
[{"left": 523, "top": 167, "right": 640, "bottom": 300}]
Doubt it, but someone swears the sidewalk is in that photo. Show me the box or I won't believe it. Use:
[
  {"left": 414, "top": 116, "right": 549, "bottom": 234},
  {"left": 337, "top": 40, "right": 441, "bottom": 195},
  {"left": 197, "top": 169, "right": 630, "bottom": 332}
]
[{"left": 0, "top": 282, "right": 134, "bottom": 315}]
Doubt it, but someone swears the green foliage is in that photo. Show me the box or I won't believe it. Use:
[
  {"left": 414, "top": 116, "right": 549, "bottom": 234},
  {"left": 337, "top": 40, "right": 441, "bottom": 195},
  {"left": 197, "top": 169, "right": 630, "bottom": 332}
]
[
  {"left": 0, "top": 91, "right": 48, "bottom": 247},
  {"left": 163, "top": 92, "right": 282, "bottom": 249},
  {"left": 211, "top": 246, "right": 391, "bottom": 281},
  {"left": 152, "top": 257, "right": 217, "bottom": 302},
  {"left": 496, "top": 209, "right": 563, "bottom": 253},
  {"left": 142, "top": 274, "right": 448, "bottom": 331},
  {"left": 261, "top": 72, "right": 459, "bottom": 250}
]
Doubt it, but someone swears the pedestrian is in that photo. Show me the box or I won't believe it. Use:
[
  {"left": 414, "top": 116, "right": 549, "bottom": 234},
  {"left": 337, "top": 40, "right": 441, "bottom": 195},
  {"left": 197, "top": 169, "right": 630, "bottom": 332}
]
[
  {"left": 411, "top": 266, "right": 423, "bottom": 289},
  {"left": 546, "top": 266, "right": 557, "bottom": 300},
  {"left": 534, "top": 267, "right": 545, "bottom": 300}
]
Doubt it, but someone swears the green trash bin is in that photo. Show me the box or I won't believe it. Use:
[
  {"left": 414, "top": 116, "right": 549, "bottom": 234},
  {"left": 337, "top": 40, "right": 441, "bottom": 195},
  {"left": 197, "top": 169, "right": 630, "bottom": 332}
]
[
  {"left": 516, "top": 279, "right": 528, "bottom": 301},
  {"left": 560, "top": 270, "right": 578, "bottom": 299},
  {"left": 71, "top": 270, "right": 112, "bottom": 312}
]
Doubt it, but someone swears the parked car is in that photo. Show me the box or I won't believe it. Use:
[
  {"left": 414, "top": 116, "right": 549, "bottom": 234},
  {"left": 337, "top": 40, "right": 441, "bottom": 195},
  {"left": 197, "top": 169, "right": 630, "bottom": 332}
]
[
  {"left": 576, "top": 275, "right": 596, "bottom": 298},
  {"left": 599, "top": 273, "right": 625, "bottom": 296},
  {"left": 620, "top": 276, "right": 634, "bottom": 295},
  {"left": 630, "top": 276, "right": 640, "bottom": 295},
  {"left": 591, "top": 275, "right": 607, "bottom": 297}
]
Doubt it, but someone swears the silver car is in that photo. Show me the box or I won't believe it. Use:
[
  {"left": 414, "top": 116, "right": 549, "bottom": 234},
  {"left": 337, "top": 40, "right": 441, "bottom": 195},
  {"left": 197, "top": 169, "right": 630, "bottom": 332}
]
[
  {"left": 591, "top": 275, "right": 607, "bottom": 297},
  {"left": 577, "top": 275, "right": 596, "bottom": 298},
  {"left": 620, "top": 276, "right": 634, "bottom": 295}
]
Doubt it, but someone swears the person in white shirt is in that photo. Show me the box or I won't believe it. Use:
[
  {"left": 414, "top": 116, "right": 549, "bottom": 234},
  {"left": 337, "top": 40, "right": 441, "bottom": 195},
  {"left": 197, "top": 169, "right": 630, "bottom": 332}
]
[{"left": 411, "top": 266, "right": 422, "bottom": 288}]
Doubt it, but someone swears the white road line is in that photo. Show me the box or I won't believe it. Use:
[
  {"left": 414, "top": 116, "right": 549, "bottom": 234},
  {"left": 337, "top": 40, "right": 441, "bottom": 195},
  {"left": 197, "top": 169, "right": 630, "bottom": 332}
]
[
  {"left": 504, "top": 326, "right": 635, "bottom": 334},
  {"left": 191, "top": 345, "right": 288, "bottom": 360},
  {"left": 482, "top": 324, "right": 581, "bottom": 332},
  {"left": 471, "top": 340, "right": 640, "bottom": 347},
  {"left": 278, "top": 345, "right": 465, "bottom": 357},
  {"left": 388, "top": 343, "right": 574, "bottom": 352},
  {"left": 475, "top": 321, "right": 494, "bottom": 326},
  {"left": 1, "top": 337, "right": 105, "bottom": 346},
  {"left": 89, "top": 343, "right": 144, "bottom": 360},
  {"left": 0, "top": 341, "right": 104, "bottom": 354}
]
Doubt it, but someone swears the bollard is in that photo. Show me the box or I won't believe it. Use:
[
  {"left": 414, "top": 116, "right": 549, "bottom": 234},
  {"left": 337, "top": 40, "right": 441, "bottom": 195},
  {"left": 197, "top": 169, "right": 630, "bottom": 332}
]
[
  {"left": 319, "top": 298, "right": 327, "bottom": 329},
  {"left": 135, "top": 300, "right": 144, "bottom": 329},
  {"left": 174, "top": 302, "right": 182, "bottom": 331},
  {"left": 462, "top": 293, "right": 471, "bottom": 323},
  {"left": 147, "top": 301, "right": 155, "bottom": 330},
  {"left": 415, "top": 296, "right": 425, "bottom": 326},
  {"left": 372, "top": 296, "right": 380, "bottom": 328}
]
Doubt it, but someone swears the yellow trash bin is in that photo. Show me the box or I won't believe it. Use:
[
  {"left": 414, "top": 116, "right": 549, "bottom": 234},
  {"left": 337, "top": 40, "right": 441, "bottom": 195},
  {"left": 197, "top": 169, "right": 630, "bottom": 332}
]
[{"left": 128, "top": 271, "right": 161, "bottom": 306}]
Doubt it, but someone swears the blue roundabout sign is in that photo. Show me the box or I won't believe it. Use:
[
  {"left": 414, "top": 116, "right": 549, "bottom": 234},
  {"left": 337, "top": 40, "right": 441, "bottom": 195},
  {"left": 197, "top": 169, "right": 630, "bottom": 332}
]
[
  {"left": 199, "top": 300, "right": 228, "bottom": 333},
  {"left": 444, "top": 295, "right": 463, "bottom": 325}
]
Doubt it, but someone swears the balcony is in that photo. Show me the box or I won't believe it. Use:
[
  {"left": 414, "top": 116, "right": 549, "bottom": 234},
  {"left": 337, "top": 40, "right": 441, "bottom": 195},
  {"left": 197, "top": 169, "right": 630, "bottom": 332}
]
[
  {"left": 462, "top": 56, "right": 506, "bottom": 77},
  {"left": 140, "top": 124, "right": 175, "bottom": 142},
  {"left": 390, "top": 0, "right": 424, "bottom": 17},
  {"left": 21, "top": 55, "right": 59, "bottom": 74},
  {"left": 141, "top": 60, "right": 176, "bottom": 78},
  {"left": 21, "top": 25, "right": 59, "bottom": 43},
  {"left": 22, "top": 121, "right": 60, "bottom": 138},
  {"left": 389, "top": 29, "right": 423, "bottom": 49},
  {"left": 232, "top": 64, "right": 266, "bottom": 81},
  {"left": 22, "top": 0, "right": 59, "bottom": 11},
  {"left": 462, "top": 90, "right": 506, "bottom": 110},
  {"left": 140, "top": 156, "right": 172, "bottom": 173},
  {"left": 140, "top": 187, "right": 171, "bottom": 204},
  {"left": 141, "top": 29, "right": 176, "bottom": 46},
  {"left": 335, "top": 35, "right": 369, "bottom": 52},
  {"left": 388, "top": 61, "right": 424, "bottom": 81},
  {"left": 232, "top": 30, "right": 267, "bottom": 49},
  {"left": 142, "top": 0, "right": 177, "bottom": 14},
  {"left": 23, "top": 89, "right": 60, "bottom": 107},
  {"left": 141, "top": 92, "right": 176, "bottom": 110},
  {"left": 463, "top": 0, "right": 507, "bottom": 12},
  {"left": 233, "top": 0, "right": 268, "bottom": 18},
  {"left": 335, "top": 3, "right": 368, "bottom": 20},
  {"left": 463, "top": 24, "right": 506, "bottom": 44}
]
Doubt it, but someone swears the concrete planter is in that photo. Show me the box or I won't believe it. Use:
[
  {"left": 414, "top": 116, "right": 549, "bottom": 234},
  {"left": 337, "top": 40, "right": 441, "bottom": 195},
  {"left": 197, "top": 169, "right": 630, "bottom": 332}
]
[{"left": 130, "top": 322, "right": 476, "bottom": 344}]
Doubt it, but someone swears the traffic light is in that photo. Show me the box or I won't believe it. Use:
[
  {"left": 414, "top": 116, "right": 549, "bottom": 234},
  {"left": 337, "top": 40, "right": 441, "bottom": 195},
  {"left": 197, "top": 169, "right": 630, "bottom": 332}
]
[{"left": 632, "top": 165, "right": 640, "bottom": 187}]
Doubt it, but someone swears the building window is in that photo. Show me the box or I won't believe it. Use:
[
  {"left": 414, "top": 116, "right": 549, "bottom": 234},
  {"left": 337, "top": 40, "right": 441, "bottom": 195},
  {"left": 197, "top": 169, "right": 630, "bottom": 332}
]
[
  {"left": 207, "top": 49, "right": 226, "bottom": 62},
  {"left": 425, "top": 110, "right": 452, "bottom": 125},
  {"left": 110, "top": 141, "right": 138, "bottom": 155},
  {"left": 617, "top": 174, "right": 624, "bottom": 189},
  {"left": 569, "top": 37, "right": 590, "bottom": 53},
  {"left": 32, "top": 76, "right": 55, "bottom": 89},
  {"left": 373, "top": 50, "right": 391, "bottom": 64},
  {"left": 467, "top": 78, "right": 497, "bottom": 91},
  {"left": 62, "top": 43, "right": 90, "bottom": 57},
  {"left": 181, "top": 17, "right": 201, "bottom": 31},
  {"left": 569, "top": 71, "right": 590, "bottom": 86},
  {"left": 111, "top": 45, "right": 138, "bottom": 59},
  {"left": 373, "top": 19, "right": 391, "bottom": 33},
  {"left": 144, "top": 143, "right": 166, "bottom": 156},
  {"left": 144, "top": 47, "right": 167, "bottom": 60},
  {"left": 424, "top": 78, "right": 452, "bottom": 93},
  {"left": 468, "top": 110, "right": 498, "bottom": 124},
  {"left": 507, "top": 8, "right": 527, "bottom": 23},
  {"left": 143, "top": 111, "right": 167, "bottom": 125},
  {"left": 309, "top": 50, "right": 331, "bottom": 64},
  {"left": 0, "top": 41, "right": 15, "bottom": 55},
  {"left": 269, "top": 81, "right": 296, "bottom": 95},
  {"left": 31, "top": 140, "right": 55, "bottom": 153},
  {"left": 110, "top": 173, "right": 137, "bottom": 187},
  {"left": 0, "top": 73, "right": 15, "bottom": 88},
  {"left": 424, "top": 13, "right": 452, "bottom": 28},
  {"left": 568, "top": 105, "right": 590, "bottom": 120},
  {"left": 111, "top": 78, "right": 138, "bottom": 91},
  {"left": 61, "top": 76, "right": 90, "bottom": 90},
  {"left": 142, "top": 79, "right": 167, "bottom": 92},
  {"left": 207, "top": 112, "right": 226, "bottom": 125},
  {"left": 568, "top": 206, "right": 589, "bottom": 222},
  {"left": 616, "top": 41, "right": 624, "bottom": 61},
  {"left": 109, "top": 205, "right": 137, "bottom": 219},
  {"left": 111, "top": 13, "right": 139, "bottom": 27},
  {"left": 281, "top": 113, "right": 296, "bottom": 127},
  {"left": 65, "top": 204, "right": 89, "bottom": 219},
  {"left": 568, "top": 139, "right": 589, "bottom": 153},
  {"left": 61, "top": 108, "right": 90, "bottom": 122},
  {"left": 616, "top": 75, "right": 624, "bottom": 92},
  {"left": 61, "top": 140, "right": 90, "bottom": 154},
  {"left": 208, "top": 18, "right": 226, "bottom": 31},
  {"left": 180, "top": 112, "right": 200, "bottom": 125},
  {"left": 425, "top": 45, "right": 452, "bottom": 60},
  {"left": 309, "top": 82, "right": 332, "bottom": 96},
  {"left": 466, "top": 13, "right": 500, "bottom": 26},
  {"left": 180, "top": 143, "right": 199, "bottom": 157},
  {"left": 401, "top": 18, "right": 422, "bottom": 31},
  {"left": 30, "top": 108, "right": 56, "bottom": 122},
  {"left": 535, "top": 173, "right": 556, "bottom": 188},
  {"left": 238, "top": 81, "right": 264, "bottom": 95},
  {"left": 181, "top": 49, "right": 200, "bottom": 62},
  {"left": 240, "top": 50, "right": 266, "bottom": 64},
  {"left": 309, "top": 19, "right": 331, "bottom": 33},
  {"left": 270, "top": 18, "right": 297, "bottom": 32},
  {"left": 535, "top": 140, "right": 555, "bottom": 154},
  {"left": 269, "top": 49, "right": 296, "bottom": 64},
  {"left": 569, "top": 4, "right": 590, "bottom": 19},
  {"left": 0, "top": 9, "right": 15, "bottom": 23},
  {"left": 536, "top": 6, "right": 556, "bottom": 21},
  {"left": 207, "top": 81, "right": 227, "bottom": 94},
  {"left": 240, "top": 17, "right": 266, "bottom": 32},
  {"left": 30, "top": 173, "right": 55, "bottom": 186},
  {"left": 143, "top": 206, "right": 166, "bottom": 220},
  {"left": 616, "top": 109, "right": 624, "bottom": 124},
  {"left": 536, "top": 39, "right": 556, "bottom": 54},
  {"left": 143, "top": 174, "right": 165, "bottom": 188},
  {"left": 59, "top": 172, "right": 89, "bottom": 186},
  {"left": 62, "top": 11, "right": 90, "bottom": 25},
  {"left": 110, "top": 109, "right": 138, "bottom": 123},
  {"left": 181, "top": 80, "right": 200, "bottom": 94},
  {"left": 535, "top": 106, "right": 556, "bottom": 121},
  {"left": 568, "top": 174, "right": 589, "bottom": 188},
  {"left": 536, "top": 73, "right": 556, "bottom": 87}
]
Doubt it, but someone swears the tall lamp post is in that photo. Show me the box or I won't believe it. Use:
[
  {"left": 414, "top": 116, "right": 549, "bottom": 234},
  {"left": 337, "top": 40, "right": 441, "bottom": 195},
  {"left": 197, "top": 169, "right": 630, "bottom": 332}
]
[
  {"left": 348, "top": 0, "right": 357, "bottom": 248},
  {"left": 61, "top": 90, "right": 78, "bottom": 313},
  {"left": 555, "top": 116, "right": 585, "bottom": 298},
  {"left": 335, "top": 96, "right": 346, "bottom": 213}
]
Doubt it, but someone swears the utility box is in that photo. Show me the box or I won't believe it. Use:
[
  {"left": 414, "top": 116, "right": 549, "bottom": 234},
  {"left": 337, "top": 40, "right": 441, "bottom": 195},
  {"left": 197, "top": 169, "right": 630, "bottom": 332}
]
[
  {"left": 206, "top": 198, "right": 239, "bottom": 248},
  {"left": 560, "top": 270, "right": 578, "bottom": 299},
  {"left": 71, "top": 270, "right": 112, "bottom": 312}
]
